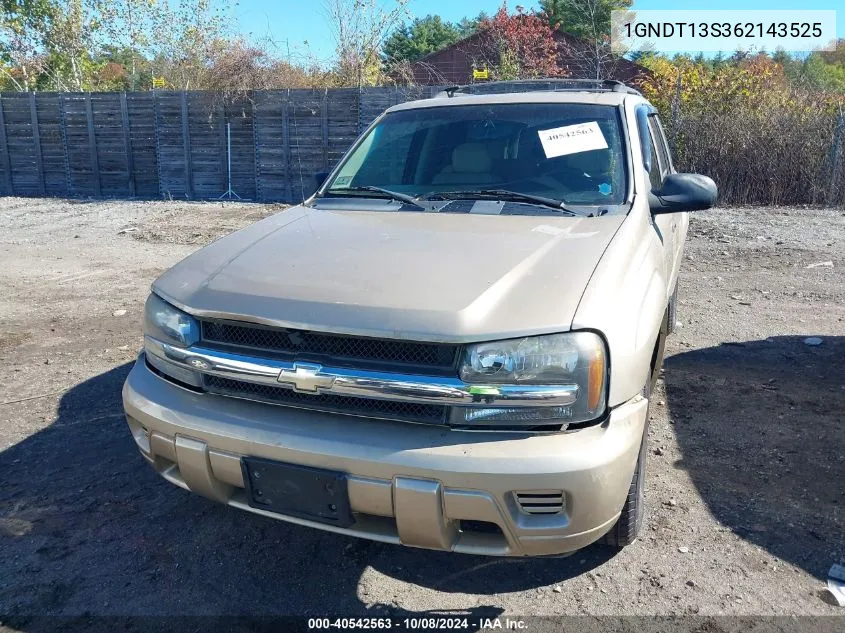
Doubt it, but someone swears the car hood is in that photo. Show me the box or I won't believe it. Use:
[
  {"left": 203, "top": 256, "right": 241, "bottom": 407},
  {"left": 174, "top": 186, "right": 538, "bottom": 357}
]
[{"left": 153, "top": 205, "right": 624, "bottom": 343}]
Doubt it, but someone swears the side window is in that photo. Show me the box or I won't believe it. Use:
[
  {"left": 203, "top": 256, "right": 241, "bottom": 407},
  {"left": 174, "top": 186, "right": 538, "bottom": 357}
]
[
  {"left": 646, "top": 129, "right": 662, "bottom": 190},
  {"left": 648, "top": 115, "right": 671, "bottom": 178},
  {"left": 655, "top": 117, "right": 673, "bottom": 173},
  {"left": 636, "top": 106, "right": 661, "bottom": 190}
]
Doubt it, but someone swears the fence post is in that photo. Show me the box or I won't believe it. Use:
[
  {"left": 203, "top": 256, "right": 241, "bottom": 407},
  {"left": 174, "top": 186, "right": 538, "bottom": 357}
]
[
  {"left": 85, "top": 93, "right": 101, "bottom": 197},
  {"left": 0, "top": 95, "right": 12, "bottom": 195},
  {"left": 180, "top": 91, "right": 193, "bottom": 198},
  {"left": 253, "top": 96, "right": 261, "bottom": 200},
  {"left": 153, "top": 91, "right": 164, "bottom": 198},
  {"left": 357, "top": 86, "right": 364, "bottom": 135},
  {"left": 283, "top": 91, "right": 292, "bottom": 202},
  {"left": 120, "top": 93, "right": 136, "bottom": 197},
  {"left": 320, "top": 88, "right": 329, "bottom": 171},
  {"left": 59, "top": 94, "right": 71, "bottom": 196},
  {"left": 29, "top": 93, "right": 45, "bottom": 195},
  {"left": 219, "top": 100, "right": 228, "bottom": 196}
]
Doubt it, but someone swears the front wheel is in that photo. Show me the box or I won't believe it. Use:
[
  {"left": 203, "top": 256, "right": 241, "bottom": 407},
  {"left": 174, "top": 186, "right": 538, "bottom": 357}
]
[
  {"left": 601, "top": 372, "right": 655, "bottom": 549},
  {"left": 600, "top": 310, "right": 669, "bottom": 549},
  {"left": 600, "top": 422, "right": 647, "bottom": 548}
]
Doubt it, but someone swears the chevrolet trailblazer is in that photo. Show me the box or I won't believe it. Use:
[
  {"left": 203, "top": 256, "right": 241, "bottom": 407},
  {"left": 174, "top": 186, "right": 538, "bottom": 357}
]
[{"left": 122, "top": 80, "right": 717, "bottom": 556}]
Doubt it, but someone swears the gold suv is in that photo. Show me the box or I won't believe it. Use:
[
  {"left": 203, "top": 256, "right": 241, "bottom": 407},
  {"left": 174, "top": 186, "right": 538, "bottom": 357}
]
[{"left": 123, "top": 80, "right": 716, "bottom": 556}]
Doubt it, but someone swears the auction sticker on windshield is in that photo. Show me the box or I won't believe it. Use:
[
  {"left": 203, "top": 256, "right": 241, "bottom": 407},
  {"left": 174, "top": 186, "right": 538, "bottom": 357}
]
[{"left": 538, "top": 121, "right": 608, "bottom": 158}]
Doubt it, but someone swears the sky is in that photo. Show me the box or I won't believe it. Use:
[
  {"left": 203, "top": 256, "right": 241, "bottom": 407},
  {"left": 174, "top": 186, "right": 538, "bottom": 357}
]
[{"left": 232, "top": 0, "right": 845, "bottom": 63}]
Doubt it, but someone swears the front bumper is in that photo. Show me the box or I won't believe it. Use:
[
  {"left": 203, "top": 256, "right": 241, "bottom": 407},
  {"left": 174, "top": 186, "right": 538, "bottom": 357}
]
[{"left": 122, "top": 355, "right": 648, "bottom": 556}]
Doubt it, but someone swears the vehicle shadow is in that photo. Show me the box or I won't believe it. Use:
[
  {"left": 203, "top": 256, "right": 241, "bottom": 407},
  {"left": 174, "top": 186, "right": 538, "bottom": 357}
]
[
  {"left": 663, "top": 335, "right": 845, "bottom": 581},
  {"left": 0, "top": 362, "right": 612, "bottom": 628}
]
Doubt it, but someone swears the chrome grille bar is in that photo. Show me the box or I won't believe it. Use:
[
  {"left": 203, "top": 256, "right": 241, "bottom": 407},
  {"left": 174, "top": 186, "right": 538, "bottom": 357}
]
[{"left": 145, "top": 336, "right": 580, "bottom": 408}]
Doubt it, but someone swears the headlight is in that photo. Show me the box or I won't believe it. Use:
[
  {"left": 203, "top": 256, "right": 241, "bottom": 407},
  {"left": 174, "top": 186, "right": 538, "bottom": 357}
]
[
  {"left": 452, "top": 332, "right": 607, "bottom": 429},
  {"left": 144, "top": 293, "right": 199, "bottom": 348}
]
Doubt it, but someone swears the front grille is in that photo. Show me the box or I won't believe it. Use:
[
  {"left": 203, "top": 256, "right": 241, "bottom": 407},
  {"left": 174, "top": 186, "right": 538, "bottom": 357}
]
[
  {"left": 200, "top": 320, "right": 460, "bottom": 373},
  {"left": 204, "top": 375, "right": 448, "bottom": 425}
]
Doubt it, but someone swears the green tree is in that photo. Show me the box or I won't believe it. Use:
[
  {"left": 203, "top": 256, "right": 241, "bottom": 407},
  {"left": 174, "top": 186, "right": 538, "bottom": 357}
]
[
  {"left": 147, "top": 0, "right": 232, "bottom": 90},
  {"left": 0, "top": 0, "right": 58, "bottom": 89},
  {"left": 457, "top": 12, "right": 488, "bottom": 38},
  {"left": 382, "top": 15, "right": 461, "bottom": 65},
  {"left": 799, "top": 53, "right": 845, "bottom": 93},
  {"left": 539, "top": 0, "right": 635, "bottom": 79},
  {"left": 45, "top": 0, "right": 99, "bottom": 91},
  {"left": 819, "top": 39, "right": 845, "bottom": 66},
  {"left": 2, "top": 0, "right": 159, "bottom": 91},
  {"left": 97, "top": 0, "right": 155, "bottom": 90},
  {"left": 95, "top": 44, "right": 151, "bottom": 90},
  {"left": 1, "top": 0, "right": 106, "bottom": 90},
  {"left": 773, "top": 47, "right": 845, "bottom": 94},
  {"left": 539, "top": 0, "right": 632, "bottom": 39}
]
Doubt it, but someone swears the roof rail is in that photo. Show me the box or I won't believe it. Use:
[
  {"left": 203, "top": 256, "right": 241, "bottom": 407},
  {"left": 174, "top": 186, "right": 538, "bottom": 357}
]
[{"left": 437, "top": 79, "right": 642, "bottom": 98}]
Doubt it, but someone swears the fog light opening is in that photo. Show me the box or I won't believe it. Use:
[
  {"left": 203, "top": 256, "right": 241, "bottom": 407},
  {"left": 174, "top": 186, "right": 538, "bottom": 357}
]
[{"left": 458, "top": 520, "right": 504, "bottom": 536}]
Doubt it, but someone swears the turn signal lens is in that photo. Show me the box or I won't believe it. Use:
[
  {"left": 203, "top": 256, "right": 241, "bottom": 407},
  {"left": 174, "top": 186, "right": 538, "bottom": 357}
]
[{"left": 587, "top": 345, "right": 605, "bottom": 412}]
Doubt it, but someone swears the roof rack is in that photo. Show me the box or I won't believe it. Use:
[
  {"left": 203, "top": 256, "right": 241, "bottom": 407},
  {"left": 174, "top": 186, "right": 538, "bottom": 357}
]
[{"left": 437, "top": 79, "right": 642, "bottom": 98}]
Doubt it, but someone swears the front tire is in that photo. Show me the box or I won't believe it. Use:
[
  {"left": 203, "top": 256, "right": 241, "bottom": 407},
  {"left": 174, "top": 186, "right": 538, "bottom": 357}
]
[
  {"left": 600, "top": 418, "right": 647, "bottom": 548},
  {"left": 600, "top": 320, "right": 665, "bottom": 549}
]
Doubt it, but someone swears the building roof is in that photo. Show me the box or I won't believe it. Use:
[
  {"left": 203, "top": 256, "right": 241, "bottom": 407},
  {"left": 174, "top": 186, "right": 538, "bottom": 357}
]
[{"left": 405, "top": 29, "right": 648, "bottom": 87}]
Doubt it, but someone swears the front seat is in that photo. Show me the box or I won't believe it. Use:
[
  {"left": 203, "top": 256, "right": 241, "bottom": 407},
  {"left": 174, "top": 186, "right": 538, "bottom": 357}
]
[{"left": 432, "top": 142, "right": 495, "bottom": 185}]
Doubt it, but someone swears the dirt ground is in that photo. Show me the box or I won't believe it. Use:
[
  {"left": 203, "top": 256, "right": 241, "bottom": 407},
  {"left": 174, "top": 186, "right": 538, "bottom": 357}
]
[{"left": 1, "top": 197, "right": 844, "bottom": 628}]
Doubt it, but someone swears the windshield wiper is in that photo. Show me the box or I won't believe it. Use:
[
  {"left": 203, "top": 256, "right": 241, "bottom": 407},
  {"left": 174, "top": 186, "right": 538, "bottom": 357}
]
[
  {"left": 422, "top": 189, "right": 580, "bottom": 215},
  {"left": 322, "top": 185, "right": 426, "bottom": 210}
]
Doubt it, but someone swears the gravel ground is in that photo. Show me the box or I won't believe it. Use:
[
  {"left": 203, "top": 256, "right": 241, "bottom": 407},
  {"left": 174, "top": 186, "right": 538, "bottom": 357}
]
[{"left": 0, "top": 198, "right": 844, "bottom": 629}]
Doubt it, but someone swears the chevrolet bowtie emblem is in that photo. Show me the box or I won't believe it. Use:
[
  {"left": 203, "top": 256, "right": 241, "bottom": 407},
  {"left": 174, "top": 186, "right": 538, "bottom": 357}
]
[{"left": 277, "top": 362, "right": 335, "bottom": 393}]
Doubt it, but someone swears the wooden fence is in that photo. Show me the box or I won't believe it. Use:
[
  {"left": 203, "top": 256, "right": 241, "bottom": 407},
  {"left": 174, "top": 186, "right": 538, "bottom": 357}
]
[{"left": 0, "top": 87, "right": 437, "bottom": 203}]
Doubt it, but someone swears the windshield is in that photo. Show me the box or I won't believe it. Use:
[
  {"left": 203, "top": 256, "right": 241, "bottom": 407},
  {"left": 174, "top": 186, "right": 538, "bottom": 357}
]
[{"left": 323, "top": 103, "right": 628, "bottom": 208}]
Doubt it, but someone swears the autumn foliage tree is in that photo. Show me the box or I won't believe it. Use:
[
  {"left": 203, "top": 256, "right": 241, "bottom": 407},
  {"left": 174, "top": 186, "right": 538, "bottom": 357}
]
[{"left": 479, "top": 4, "right": 561, "bottom": 80}]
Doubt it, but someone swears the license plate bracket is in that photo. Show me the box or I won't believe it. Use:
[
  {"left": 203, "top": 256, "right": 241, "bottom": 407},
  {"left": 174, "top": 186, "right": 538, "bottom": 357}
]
[{"left": 240, "top": 457, "right": 354, "bottom": 528}]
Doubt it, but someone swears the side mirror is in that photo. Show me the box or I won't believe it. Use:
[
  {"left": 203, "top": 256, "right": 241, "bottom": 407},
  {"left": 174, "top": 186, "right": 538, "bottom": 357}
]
[
  {"left": 650, "top": 173, "right": 717, "bottom": 213},
  {"left": 315, "top": 171, "right": 330, "bottom": 187}
]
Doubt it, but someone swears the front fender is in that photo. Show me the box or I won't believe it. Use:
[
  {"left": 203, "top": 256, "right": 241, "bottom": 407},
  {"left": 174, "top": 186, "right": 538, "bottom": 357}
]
[{"left": 572, "top": 201, "right": 668, "bottom": 406}]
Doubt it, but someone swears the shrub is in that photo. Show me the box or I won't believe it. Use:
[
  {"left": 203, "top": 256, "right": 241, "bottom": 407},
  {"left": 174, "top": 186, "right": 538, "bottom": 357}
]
[{"left": 640, "top": 54, "right": 845, "bottom": 207}]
